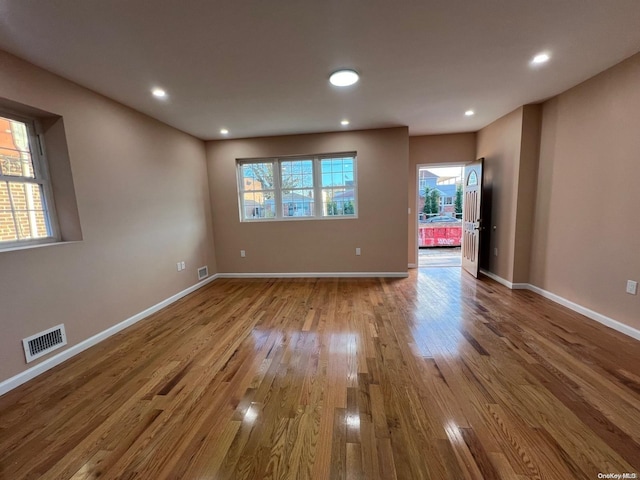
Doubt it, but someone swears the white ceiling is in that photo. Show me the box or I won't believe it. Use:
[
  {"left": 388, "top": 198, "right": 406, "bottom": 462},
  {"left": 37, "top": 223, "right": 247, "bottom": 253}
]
[{"left": 1, "top": 1, "right": 639, "bottom": 140}]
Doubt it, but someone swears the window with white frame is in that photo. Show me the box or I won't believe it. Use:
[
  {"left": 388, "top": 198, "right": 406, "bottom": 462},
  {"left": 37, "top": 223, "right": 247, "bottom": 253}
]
[
  {"left": 281, "top": 158, "right": 315, "bottom": 218},
  {"left": 0, "top": 112, "right": 59, "bottom": 248},
  {"left": 237, "top": 153, "right": 357, "bottom": 221}
]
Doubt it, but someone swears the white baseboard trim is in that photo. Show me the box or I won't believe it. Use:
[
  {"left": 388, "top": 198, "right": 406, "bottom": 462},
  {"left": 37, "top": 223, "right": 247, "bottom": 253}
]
[
  {"left": 526, "top": 284, "right": 640, "bottom": 342},
  {"left": 0, "top": 274, "right": 220, "bottom": 397},
  {"left": 408, "top": 263, "right": 417, "bottom": 269},
  {"left": 4, "top": 268, "right": 634, "bottom": 397},
  {"left": 217, "top": 272, "right": 409, "bottom": 279},
  {"left": 480, "top": 269, "right": 528, "bottom": 290},
  {"left": 480, "top": 268, "right": 640, "bottom": 342},
  {"left": 479, "top": 269, "right": 513, "bottom": 289}
]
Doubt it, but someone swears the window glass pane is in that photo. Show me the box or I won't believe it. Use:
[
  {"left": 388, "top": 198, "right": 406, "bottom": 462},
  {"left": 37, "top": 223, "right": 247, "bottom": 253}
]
[
  {"left": 303, "top": 173, "right": 313, "bottom": 187},
  {"left": 241, "top": 162, "right": 274, "bottom": 190},
  {"left": 320, "top": 157, "right": 354, "bottom": 187},
  {"left": 321, "top": 172, "right": 332, "bottom": 187},
  {"left": 322, "top": 188, "right": 356, "bottom": 216},
  {"left": 0, "top": 214, "right": 18, "bottom": 241},
  {"left": 282, "top": 188, "right": 314, "bottom": 217},
  {"left": 0, "top": 116, "right": 35, "bottom": 178},
  {"left": 0, "top": 181, "right": 10, "bottom": 212},
  {"left": 0, "top": 181, "right": 18, "bottom": 242},
  {"left": 14, "top": 209, "right": 49, "bottom": 240},
  {"left": 1, "top": 182, "right": 50, "bottom": 241},
  {"left": 238, "top": 154, "right": 356, "bottom": 222},
  {"left": 243, "top": 191, "right": 274, "bottom": 219},
  {"left": 320, "top": 156, "right": 356, "bottom": 216},
  {"left": 281, "top": 159, "right": 313, "bottom": 189}
]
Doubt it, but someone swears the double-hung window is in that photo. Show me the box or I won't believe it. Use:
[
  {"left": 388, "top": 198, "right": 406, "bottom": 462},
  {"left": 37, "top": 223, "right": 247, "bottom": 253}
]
[
  {"left": 0, "top": 112, "right": 59, "bottom": 248},
  {"left": 319, "top": 155, "right": 356, "bottom": 217},
  {"left": 238, "top": 161, "right": 277, "bottom": 219},
  {"left": 280, "top": 158, "right": 315, "bottom": 218},
  {"left": 237, "top": 152, "right": 357, "bottom": 221}
]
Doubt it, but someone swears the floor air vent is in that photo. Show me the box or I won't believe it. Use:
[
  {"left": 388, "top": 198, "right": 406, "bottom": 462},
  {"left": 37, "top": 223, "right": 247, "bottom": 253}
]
[
  {"left": 22, "top": 324, "right": 67, "bottom": 363},
  {"left": 198, "top": 266, "right": 209, "bottom": 280}
]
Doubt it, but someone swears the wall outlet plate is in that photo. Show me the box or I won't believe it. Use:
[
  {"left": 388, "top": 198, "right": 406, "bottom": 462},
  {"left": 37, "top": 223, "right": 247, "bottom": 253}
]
[
  {"left": 626, "top": 280, "right": 638, "bottom": 295},
  {"left": 355, "top": 247, "right": 361, "bottom": 256},
  {"left": 240, "top": 250, "right": 246, "bottom": 258}
]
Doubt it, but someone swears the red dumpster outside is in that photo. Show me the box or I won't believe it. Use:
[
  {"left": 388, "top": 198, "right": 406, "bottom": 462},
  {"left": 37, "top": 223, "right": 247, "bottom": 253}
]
[{"left": 419, "top": 224, "right": 462, "bottom": 247}]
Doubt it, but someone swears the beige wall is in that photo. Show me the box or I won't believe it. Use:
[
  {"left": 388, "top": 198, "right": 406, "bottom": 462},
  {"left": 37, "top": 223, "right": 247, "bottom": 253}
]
[
  {"left": 408, "top": 133, "right": 476, "bottom": 266},
  {"left": 476, "top": 108, "right": 524, "bottom": 281},
  {"left": 513, "top": 105, "right": 542, "bottom": 283},
  {"left": 2, "top": 42, "right": 638, "bottom": 389},
  {"left": 530, "top": 52, "right": 640, "bottom": 329},
  {"left": 0, "top": 50, "right": 216, "bottom": 382},
  {"left": 206, "top": 128, "right": 409, "bottom": 273}
]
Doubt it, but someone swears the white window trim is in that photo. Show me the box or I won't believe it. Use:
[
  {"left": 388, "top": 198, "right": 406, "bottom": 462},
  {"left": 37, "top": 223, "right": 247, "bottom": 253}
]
[
  {"left": 0, "top": 110, "right": 60, "bottom": 251},
  {"left": 237, "top": 152, "right": 358, "bottom": 222}
]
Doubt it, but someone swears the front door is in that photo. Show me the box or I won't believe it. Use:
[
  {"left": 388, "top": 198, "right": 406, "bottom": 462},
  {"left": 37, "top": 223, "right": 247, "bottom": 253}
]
[{"left": 462, "top": 158, "right": 484, "bottom": 278}]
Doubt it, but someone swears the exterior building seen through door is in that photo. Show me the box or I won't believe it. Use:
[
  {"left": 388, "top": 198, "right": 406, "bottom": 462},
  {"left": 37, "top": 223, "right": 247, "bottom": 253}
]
[{"left": 417, "top": 165, "right": 464, "bottom": 268}]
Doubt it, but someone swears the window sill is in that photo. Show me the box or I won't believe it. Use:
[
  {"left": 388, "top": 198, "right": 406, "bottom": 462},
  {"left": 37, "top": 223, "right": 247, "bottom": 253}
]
[
  {"left": 241, "top": 215, "right": 359, "bottom": 223},
  {"left": 0, "top": 239, "right": 81, "bottom": 254}
]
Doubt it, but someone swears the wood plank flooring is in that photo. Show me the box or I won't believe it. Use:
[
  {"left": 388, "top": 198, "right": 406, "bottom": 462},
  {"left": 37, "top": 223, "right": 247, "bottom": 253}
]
[{"left": 1, "top": 268, "right": 639, "bottom": 479}]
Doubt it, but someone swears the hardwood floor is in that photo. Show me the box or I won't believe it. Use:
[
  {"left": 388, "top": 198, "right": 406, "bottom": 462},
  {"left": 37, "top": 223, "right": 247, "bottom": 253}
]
[{"left": 1, "top": 269, "right": 639, "bottom": 479}]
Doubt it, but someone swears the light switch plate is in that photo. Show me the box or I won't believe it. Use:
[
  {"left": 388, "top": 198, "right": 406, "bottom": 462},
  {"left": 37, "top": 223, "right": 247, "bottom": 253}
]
[{"left": 626, "top": 280, "right": 638, "bottom": 295}]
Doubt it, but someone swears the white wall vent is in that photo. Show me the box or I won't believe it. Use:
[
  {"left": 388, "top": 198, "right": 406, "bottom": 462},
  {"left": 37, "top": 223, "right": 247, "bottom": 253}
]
[
  {"left": 198, "top": 266, "right": 209, "bottom": 280},
  {"left": 22, "top": 324, "right": 67, "bottom": 363}
]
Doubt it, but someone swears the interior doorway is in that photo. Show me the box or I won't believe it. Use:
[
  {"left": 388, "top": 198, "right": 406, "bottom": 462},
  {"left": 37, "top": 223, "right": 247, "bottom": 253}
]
[{"left": 416, "top": 164, "right": 464, "bottom": 268}]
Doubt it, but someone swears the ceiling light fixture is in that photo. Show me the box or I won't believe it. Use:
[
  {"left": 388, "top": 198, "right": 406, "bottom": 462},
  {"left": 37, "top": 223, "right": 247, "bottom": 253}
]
[
  {"left": 151, "top": 88, "right": 167, "bottom": 98},
  {"left": 465, "top": 110, "right": 475, "bottom": 116},
  {"left": 329, "top": 69, "right": 360, "bottom": 87},
  {"left": 531, "top": 52, "right": 550, "bottom": 65},
  {"left": 341, "top": 120, "right": 350, "bottom": 126},
  {"left": 220, "top": 128, "right": 229, "bottom": 135}
]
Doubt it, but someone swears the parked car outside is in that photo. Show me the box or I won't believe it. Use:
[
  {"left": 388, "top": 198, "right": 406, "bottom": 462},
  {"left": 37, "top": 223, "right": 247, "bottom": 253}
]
[{"left": 423, "top": 215, "right": 461, "bottom": 223}]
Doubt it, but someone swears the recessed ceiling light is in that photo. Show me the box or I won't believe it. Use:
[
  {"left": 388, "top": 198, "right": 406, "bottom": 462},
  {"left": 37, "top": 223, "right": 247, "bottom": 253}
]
[
  {"left": 341, "top": 120, "right": 350, "bottom": 126},
  {"left": 220, "top": 128, "right": 229, "bottom": 135},
  {"left": 151, "top": 88, "right": 167, "bottom": 98},
  {"left": 531, "top": 52, "right": 550, "bottom": 65},
  {"left": 465, "top": 110, "right": 475, "bottom": 116},
  {"left": 329, "top": 69, "right": 359, "bottom": 87}
]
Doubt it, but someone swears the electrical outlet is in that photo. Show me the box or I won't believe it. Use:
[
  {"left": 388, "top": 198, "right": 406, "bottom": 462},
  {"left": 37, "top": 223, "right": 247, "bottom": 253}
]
[
  {"left": 181, "top": 261, "right": 186, "bottom": 270},
  {"left": 176, "top": 262, "right": 182, "bottom": 272},
  {"left": 240, "top": 250, "right": 246, "bottom": 258},
  {"left": 355, "top": 247, "right": 361, "bottom": 256},
  {"left": 626, "top": 280, "right": 638, "bottom": 295},
  {"left": 494, "top": 248, "right": 498, "bottom": 257}
]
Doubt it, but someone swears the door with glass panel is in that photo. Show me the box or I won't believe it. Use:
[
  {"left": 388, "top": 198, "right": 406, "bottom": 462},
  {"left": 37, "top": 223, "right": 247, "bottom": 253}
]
[{"left": 462, "top": 158, "right": 484, "bottom": 278}]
